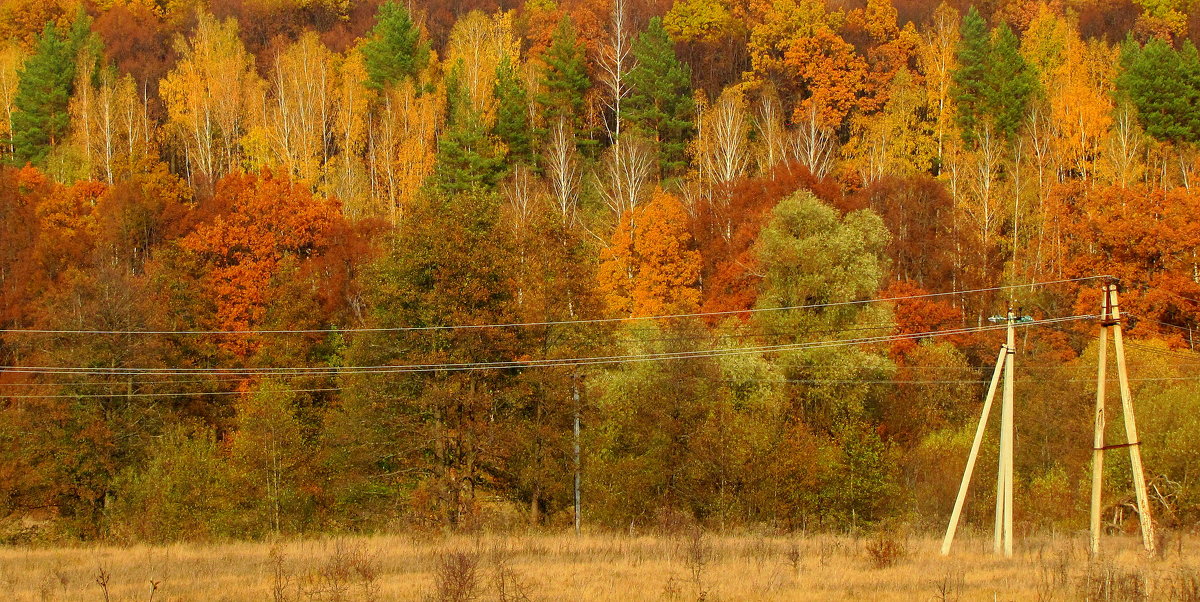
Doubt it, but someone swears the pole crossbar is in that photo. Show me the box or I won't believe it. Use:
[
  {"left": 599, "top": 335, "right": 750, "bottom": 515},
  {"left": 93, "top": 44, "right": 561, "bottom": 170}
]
[{"left": 1095, "top": 442, "right": 1141, "bottom": 451}]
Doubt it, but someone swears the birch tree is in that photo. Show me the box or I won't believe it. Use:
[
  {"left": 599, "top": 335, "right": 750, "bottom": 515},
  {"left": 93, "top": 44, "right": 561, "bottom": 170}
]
[
  {"left": 916, "top": 2, "right": 958, "bottom": 167},
  {"left": 596, "top": 0, "right": 632, "bottom": 145},
  {"left": 268, "top": 32, "right": 337, "bottom": 186},
  {"left": 1050, "top": 36, "right": 1115, "bottom": 181},
  {"left": 73, "top": 70, "right": 145, "bottom": 183},
  {"left": 1102, "top": 101, "right": 1145, "bottom": 188},
  {"left": 790, "top": 103, "right": 836, "bottom": 178},
  {"left": 694, "top": 86, "right": 750, "bottom": 240},
  {"left": 368, "top": 79, "right": 442, "bottom": 223},
  {"left": 159, "top": 12, "right": 264, "bottom": 185},
  {"left": 696, "top": 86, "right": 749, "bottom": 188},
  {"left": 753, "top": 85, "right": 788, "bottom": 173},
  {"left": 0, "top": 43, "right": 23, "bottom": 159},
  {"left": 327, "top": 50, "right": 372, "bottom": 218},
  {"left": 598, "top": 132, "right": 654, "bottom": 222},
  {"left": 445, "top": 10, "right": 519, "bottom": 122},
  {"left": 544, "top": 115, "right": 581, "bottom": 223}
]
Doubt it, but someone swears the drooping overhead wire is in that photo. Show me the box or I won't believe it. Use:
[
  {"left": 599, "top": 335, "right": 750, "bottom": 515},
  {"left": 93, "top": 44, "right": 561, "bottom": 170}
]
[
  {"left": 0, "top": 275, "right": 1118, "bottom": 397},
  {"left": 12, "top": 314, "right": 1200, "bottom": 398},
  {"left": 2, "top": 314, "right": 1093, "bottom": 378},
  {"left": 16, "top": 309, "right": 1198, "bottom": 399},
  {"left": 735, "top": 376, "right": 1200, "bottom": 385},
  {"left": 1124, "top": 341, "right": 1200, "bottom": 362},
  {"left": 0, "top": 387, "right": 341, "bottom": 399},
  {"left": 0, "top": 276, "right": 1113, "bottom": 336}
]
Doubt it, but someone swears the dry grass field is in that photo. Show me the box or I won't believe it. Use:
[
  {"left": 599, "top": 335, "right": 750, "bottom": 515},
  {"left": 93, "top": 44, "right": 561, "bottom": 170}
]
[{"left": 1, "top": 530, "right": 1196, "bottom": 601}]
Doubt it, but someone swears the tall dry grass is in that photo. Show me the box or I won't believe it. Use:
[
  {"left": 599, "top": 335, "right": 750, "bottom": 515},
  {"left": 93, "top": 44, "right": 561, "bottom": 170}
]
[{"left": 0, "top": 531, "right": 1196, "bottom": 600}]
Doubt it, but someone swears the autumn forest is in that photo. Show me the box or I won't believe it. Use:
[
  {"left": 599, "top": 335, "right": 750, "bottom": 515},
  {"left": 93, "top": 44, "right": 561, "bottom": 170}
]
[{"left": 1, "top": 0, "right": 1200, "bottom": 545}]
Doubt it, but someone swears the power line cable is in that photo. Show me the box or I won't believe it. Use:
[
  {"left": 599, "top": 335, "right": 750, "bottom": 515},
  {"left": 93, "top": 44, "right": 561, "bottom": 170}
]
[
  {"left": 0, "top": 276, "right": 1111, "bottom": 336},
  {"left": 0, "top": 315, "right": 1092, "bottom": 377},
  {"left": 2, "top": 387, "right": 341, "bottom": 400},
  {"left": 20, "top": 314, "right": 1197, "bottom": 398}
]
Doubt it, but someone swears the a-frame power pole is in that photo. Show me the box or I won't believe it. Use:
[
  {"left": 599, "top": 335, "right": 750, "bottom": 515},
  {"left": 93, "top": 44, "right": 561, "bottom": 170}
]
[
  {"left": 942, "top": 309, "right": 1017, "bottom": 557},
  {"left": 1090, "top": 283, "right": 1155, "bottom": 556},
  {"left": 944, "top": 283, "right": 1157, "bottom": 559}
]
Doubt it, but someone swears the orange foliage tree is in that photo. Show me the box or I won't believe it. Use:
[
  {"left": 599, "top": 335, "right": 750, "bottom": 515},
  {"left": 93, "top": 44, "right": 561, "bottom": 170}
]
[
  {"left": 180, "top": 169, "right": 343, "bottom": 355},
  {"left": 521, "top": 0, "right": 608, "bottom": 63},
  {"left": 882, "top": 279, "right": 961, "bottom": 359},
  {"left": 33, "top": 179, "right": 107, "bottom": 277},
  {"left": 598, "top": 188, "right": 702, "bottom": 317},
  {"left": 1046, "top": 182, "right": 1200, "bottom": 343},
  {"left": 846, "top": 0, "right": 920, "bottom": 113},
  {"left": 783, "top": 26, "right": 868, "bottom": 129}
]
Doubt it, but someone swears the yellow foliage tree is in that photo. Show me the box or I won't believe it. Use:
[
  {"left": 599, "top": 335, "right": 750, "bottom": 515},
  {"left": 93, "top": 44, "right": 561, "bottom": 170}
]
[
  {"left": 368, "top": 78, "right": 444, "bottom": 224},
  {"left": 844, "top": 68, "right": 937, "bottom": 183},
  {"left": 916, "top": 2, "right": 959, "bottom": 165},
  {"left": 664, "top": 0, "right": 735, "bottom": 43},
  {"left": 445, "top": 9, "right": 519, "bottom": 124},
  {"left": 70, "top": 66, "right": 150, "bottom": 183},
  {"left": 324, "top": 48, "right": 372, "bottom": 219},
  {"left": 159, "top": 12, "right": 264, "bottom": 185},
  {"left": 266, "top": 31, "right": 338, "bottom": 187},
  {"left": 1050, "top": 36, "right": 1116, "bottom": 181},
  {"left": 745, "top": 0, "right": 843, "bottom": 100},
  {"left": 0, "top": 42, "right": 24, "bottom": 159}
]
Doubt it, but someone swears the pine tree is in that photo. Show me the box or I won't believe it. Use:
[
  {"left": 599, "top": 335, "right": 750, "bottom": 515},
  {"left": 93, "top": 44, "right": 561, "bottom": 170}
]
[
  {"left": 1117, "top": 38, "right": 1200, "bottom": 144},
  {"left": 493, "top": 55, "right": 532, "bottom": 166},
  {"left": 951, "top": 6, "right": 989, "bottom": 146},
  {"left": 361, "top": 1, "right": 430, "bottom": 91},
  {"left": 10, "top": 13, "right": 96, "bottom": 167},
  {"left": 537, "top": 16, "right": 592, "bottom": 156},
  {"left": 985, "top": 23, "right": 1037, "bottom": 142},
  {"left": 623, "top": 17, "right": 695, "bottom": 178},
  {"left": 432, "top": 63, "right": 503, "bottom": 195}
]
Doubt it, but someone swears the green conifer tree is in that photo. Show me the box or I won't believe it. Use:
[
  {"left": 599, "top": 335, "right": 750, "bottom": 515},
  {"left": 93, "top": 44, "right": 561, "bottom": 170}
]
[
  {"left": 493, "top": 55, "right": 532, "bottom": 166},
  {"left": 10, "top": 13, "right": 97, "bottom": 167},
  {"left": 951, "top": 6, "right": 989, "bottom": 146},
  {"left": 623, "top": 17, "right": 695, "bottom": 178},
  {"left": 536, "top": 16, "right": 592, "bottom": 156},
  {"left": 985, "top": 23, "right": 1037, "bottom": 142},
  {"left": 1117, "top": 38, "right": 1200, "bottom": 144},
  {"left": 432, "top": 63, "right": 503, "bottom": 195},
  {"left": 361, "top": 1, "right": 431, "bottom": 91}
]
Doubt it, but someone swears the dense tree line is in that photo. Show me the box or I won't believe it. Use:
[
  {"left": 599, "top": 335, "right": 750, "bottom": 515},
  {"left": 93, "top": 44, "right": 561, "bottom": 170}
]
[{"left": 1, "top": 0, "right": 1200, "bottom": 542}]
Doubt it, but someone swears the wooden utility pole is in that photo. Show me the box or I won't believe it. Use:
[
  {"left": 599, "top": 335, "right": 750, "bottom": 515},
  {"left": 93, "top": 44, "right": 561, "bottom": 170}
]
[
  {"left": 573, "top": 372, "right": 582, "bottom": 537},
  {"left": 943, "top": 309, "right": 1020, "bottom": 557},
  {"left": 996, "top": 309, "right": 1015, "bottom": 558},
  {"left": 1090, "top": 289, "right": 1109, "bottom": 556},
  {"left": 941, "top": 344, "right": 1006, "bottom": 555},
  {"left": 1091, "top": 283, "right": 1156, "bottom": 555}
]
